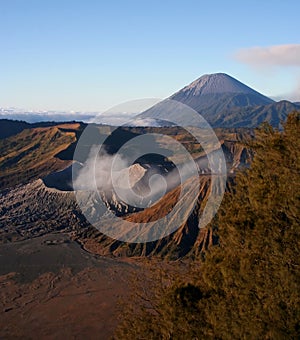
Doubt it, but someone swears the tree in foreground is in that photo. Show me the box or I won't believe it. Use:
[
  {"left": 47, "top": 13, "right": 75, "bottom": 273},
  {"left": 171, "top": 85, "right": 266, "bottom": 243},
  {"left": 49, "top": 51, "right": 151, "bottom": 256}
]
[{"left": 115, "top": 112, "right": 300, "bottom": 339}]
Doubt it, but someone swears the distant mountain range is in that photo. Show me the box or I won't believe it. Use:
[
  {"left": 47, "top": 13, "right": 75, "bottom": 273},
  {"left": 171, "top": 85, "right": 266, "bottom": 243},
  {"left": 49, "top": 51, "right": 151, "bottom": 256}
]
[{"left": 138, "top": 73, "right": 300, "bottom": 128}]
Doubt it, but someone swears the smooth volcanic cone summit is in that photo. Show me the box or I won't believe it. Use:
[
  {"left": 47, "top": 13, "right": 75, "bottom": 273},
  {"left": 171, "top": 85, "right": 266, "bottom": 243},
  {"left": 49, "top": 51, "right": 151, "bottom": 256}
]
[{"left": 169, "top": 73, "right": 274, "bottom": 110}]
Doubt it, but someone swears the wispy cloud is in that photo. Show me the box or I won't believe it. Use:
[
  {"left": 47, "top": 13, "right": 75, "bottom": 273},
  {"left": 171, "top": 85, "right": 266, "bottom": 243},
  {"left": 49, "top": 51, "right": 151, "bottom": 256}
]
[{"left": 234, "top": 44, "right": 300, "bottom": 68}]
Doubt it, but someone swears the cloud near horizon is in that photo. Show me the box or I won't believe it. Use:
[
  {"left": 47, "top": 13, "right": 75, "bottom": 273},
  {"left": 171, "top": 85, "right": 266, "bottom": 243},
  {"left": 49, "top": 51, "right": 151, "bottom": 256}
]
[
  {"left": 274, "top": 79, "right": 300, "bottom": 102},
  {"left": 234, "top": 44, "right": 300, "bottom": 68},
  {"left": 235, "top": 44, "right": 300, "bottom": 102}
]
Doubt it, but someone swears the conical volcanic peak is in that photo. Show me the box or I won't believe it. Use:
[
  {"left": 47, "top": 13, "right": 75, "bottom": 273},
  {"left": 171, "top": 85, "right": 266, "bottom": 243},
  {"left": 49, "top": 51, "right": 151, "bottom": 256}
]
[
  {"left": 165, "top": 72, "right": 275, "bottom": 122},
  {"left": 171, "top": 73, "right": 273, "bottom": 101}
]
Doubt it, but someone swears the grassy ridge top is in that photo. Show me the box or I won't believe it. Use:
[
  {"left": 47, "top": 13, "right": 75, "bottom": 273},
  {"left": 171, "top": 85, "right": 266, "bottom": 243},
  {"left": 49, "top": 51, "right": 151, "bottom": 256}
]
[{"left": 0, "top": 125, "right": 78, "bottom": 189}]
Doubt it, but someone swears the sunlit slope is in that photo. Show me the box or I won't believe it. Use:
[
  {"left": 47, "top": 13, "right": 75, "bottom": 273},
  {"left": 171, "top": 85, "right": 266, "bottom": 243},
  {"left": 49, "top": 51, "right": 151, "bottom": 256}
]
[{"left": 0, "top": 124, "right": 80, "bottom": 189}]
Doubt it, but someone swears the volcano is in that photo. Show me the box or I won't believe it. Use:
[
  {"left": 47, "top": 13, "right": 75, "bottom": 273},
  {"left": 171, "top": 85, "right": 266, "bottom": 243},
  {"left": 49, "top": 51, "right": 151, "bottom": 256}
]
[
  {"left": 138, "top": 73, "right": 299, "bottom": 128},
  {"left": 170, "top": 73, "right": 274, "bottom": 110}
]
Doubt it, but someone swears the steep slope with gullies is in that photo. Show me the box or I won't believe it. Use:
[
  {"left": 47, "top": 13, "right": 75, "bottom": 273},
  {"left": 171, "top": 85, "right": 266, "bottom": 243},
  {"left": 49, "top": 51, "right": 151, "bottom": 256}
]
[
  {"left": 0, "top": 174, "right": 230, "bottom": 259},
  {"left": 209, "top": 100, "right": 300, "bottom": 128},
  {"left": 77, "top": 175, "right": 223, "bottom": 259}
]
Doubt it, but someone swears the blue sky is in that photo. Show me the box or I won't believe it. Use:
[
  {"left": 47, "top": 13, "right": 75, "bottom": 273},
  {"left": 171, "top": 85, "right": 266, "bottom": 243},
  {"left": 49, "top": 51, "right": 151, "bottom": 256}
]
[{"left": 1, "top": 0, "right": 300, "bottom": 111}]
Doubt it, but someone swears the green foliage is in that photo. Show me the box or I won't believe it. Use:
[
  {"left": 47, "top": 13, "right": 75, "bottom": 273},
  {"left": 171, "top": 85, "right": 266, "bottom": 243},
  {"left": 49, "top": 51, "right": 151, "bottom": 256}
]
[{"left": 115, "top": 112, "right": 300, "bottom": 339}]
